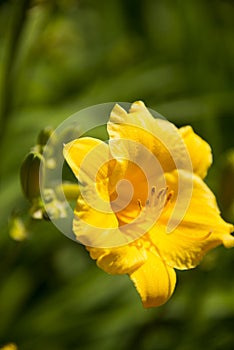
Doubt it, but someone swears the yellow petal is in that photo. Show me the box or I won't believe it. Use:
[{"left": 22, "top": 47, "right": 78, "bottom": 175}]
[
  {"left": 129, "top": 251, "right": 176, "bottom": 308},
  {"left": 179, "top": 125, "right": 212, "bottom": 178},
  {"left": 87, "top": 245, "right": 147, "bottom": 274},
  {"left": 63, "top": 137, "right": 109, "bottom": 181},
  {"left": 149, "top": 170, "right": 234, "bottom": 270},
  {"left": 108, "top": 102, "right": 192, "bottom": 174},
  {"left": 64, "top": 137, "right": 124, "bottom": 247},
  {"left": 73, "top": 195, "right": 121, "bottom": 247}
]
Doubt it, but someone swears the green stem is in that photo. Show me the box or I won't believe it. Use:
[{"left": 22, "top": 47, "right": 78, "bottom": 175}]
[{"left": 0, "top": 0, "right": 31, "bottom": 147}]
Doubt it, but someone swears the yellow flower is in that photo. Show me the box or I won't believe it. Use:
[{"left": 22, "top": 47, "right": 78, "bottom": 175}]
[{"left": 63, "top": 101, "right": 234, "bottom": 308}]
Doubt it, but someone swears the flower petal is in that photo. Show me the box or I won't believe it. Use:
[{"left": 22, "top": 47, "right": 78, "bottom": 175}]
[
  {"left": 129, "top": 251, "right": 176, "bottom": 308},
  {"left": 64, "top": 137, "right": 125, "bottom": 247},
  {"left": 149, "top": 170, "right": 234, "bottom": 269},
  {"left": 107, "top": 101, "right": 191, "bottom": 173},
  {"left": 73, "top": 196, "right": 121, "bottom": 247},
  {"left": 87, "top": 245, "right": 147, "bottom": 274},
  {"left": 63, "top": 137, "right": 110, "bottom": 182},
  {"left": 179, "top": 126, "right": 212, "bottom": 178}
]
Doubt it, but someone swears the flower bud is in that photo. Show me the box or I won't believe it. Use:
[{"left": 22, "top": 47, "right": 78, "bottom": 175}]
[
  {"left": 20, "top": 151, "right": 44, "bottom": 202},
  {"left": 37, "top": 126, "right": 54, "bottom": 147}
]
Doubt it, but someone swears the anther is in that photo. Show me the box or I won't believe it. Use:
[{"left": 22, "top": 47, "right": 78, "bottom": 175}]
[
  {"left": 166, "top": 191, "right": 173, "bottom": 203},
  {"left": 151, "top": 186, "right": 156, "bottom": 195}
]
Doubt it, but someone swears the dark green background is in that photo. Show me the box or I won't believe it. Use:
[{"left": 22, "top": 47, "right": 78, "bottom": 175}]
[{"left": 0, "top": 0, "right": 234, "bottom": 349}]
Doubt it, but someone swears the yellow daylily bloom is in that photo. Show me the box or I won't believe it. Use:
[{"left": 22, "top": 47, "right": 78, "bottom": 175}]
[{"left": 63, "top": 101, "right": 234, "bottom": 308}]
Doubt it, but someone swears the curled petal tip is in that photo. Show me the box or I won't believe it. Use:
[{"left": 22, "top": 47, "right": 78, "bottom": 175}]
[
  {"left": 223, "top": 229, "right": 234, "bottom": 248},
  {"left": 133, "top": 100, "right": 145, "bottom": 107}
]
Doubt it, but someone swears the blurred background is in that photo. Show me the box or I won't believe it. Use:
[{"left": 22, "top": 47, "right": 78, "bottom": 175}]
[{"left": 0, "top": 0, "right": 234, "bottom": 349}]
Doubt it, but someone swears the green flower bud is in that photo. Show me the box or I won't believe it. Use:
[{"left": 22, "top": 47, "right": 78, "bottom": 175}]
[
  {"left": 37, "top": 126, "right": 54, "bottom": 147},
  {"left": 20, "top": 151, "right": 44, "bottom": 202}
]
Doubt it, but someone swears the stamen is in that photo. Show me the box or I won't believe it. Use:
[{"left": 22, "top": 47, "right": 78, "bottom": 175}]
[
  {"left": 166, "top": 190, "right": 174, "bottom": 204},
  {"left": 157, "top": 187, "right": 168, "bottom": 199},
  {"left": 151, "top": 186, "right": 156, "bottom": 195},
  {"left": 137, "top": 199, "right": 143, "bottom": 210},
  {"left": 144, "top": 186, "right": 173, "bottom": 212}
]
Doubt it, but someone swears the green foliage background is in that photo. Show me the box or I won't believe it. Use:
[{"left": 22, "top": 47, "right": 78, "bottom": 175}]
[{"left": 0, "top": 0, "right": 234, "bottom": 349}]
